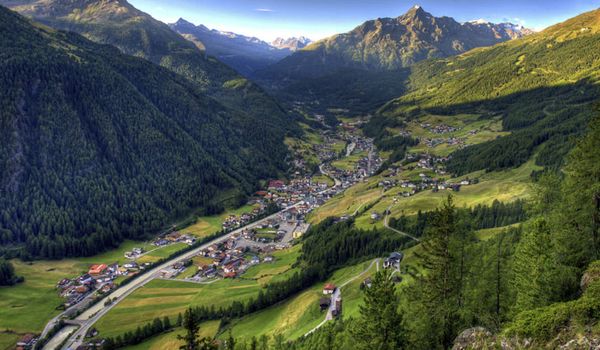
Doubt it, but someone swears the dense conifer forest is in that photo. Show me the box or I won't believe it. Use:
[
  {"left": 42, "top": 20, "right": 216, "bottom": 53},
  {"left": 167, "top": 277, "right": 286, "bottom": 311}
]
[{"left": 0, "top": 7, "right": 292, "bottom": 259}]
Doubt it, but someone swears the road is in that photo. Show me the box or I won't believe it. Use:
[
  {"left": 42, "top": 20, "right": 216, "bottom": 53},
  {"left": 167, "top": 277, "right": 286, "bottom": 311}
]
[
  {"left": 304, "top": 259, "right": 379, "bottom": 337},
  {"left": 60, "top": 201, "right": 311, "bottom": 350},
  {"left": 57, "top": 178, "right": 344, "bottom": 349},
  {"left": 383, "top": 204, "right": 420, "bottom": 242},
  {"left": 319, "top": 163, "right": 342, "bottom": 188}
]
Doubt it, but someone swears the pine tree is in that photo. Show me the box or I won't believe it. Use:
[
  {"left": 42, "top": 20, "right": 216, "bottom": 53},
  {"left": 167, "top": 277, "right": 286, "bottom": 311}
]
[
  {"left": 178, "top": 308, "right": 200, "bottom": 350},
  {"left": 414, "top": 195, "right": 462, "bottom": 349},
  {"left": 350, "top": 268, "right": 405, "bottom": 350},
  {"left": 512, "top": 218, "right": 556, "bottom": 312}
]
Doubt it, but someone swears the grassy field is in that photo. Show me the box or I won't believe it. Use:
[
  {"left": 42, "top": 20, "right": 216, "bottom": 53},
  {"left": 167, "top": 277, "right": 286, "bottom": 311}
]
[
  {"left": 121, "top": 320, "right": 220, "bottom": 350},
  {"left": 76, "top": 240, "right": 155, "bottom": 266},
  {"left": 179, "top": 204, "right": 259, "bottom": 239},
  {"left": 391, "top": 114, "right": 510, "bottom": 157},
  {"left": 308, "top": 180, "right": 383, "bottom": 224},
  {"left": 95, "top": 244, "right": 301, "bottom": 339},
  {"left": 331, "top": 151, "right": 367, "bottom": 171},
  {"left": 308, "top": 156, "right": 538, "bottom": 230},
  {"left": 0, "top": 260, "right": 83, "bottom": 345},
  {"left": 136, "top": 243, "right": 189, "bottom": 264},
  {"left": 242, "top": 245, "right": 302, "bottom": 285},
  {"left": 222, "top": 259, "right": 377, "bottom": 342},
  {"left": 0, "top": 333, "right": 19, "bottom": 350}
]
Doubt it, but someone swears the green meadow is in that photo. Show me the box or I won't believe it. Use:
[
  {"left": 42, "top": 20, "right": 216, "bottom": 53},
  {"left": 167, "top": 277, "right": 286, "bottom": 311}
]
[
  {"left": 95, "top": 244, "right": 301, "bottom": 339},
  {"left": 179, "top": 204, "right": 259, "bottom": 239},
  {"left": 222, "top": 259, "right": 377, "bottom": 342}
]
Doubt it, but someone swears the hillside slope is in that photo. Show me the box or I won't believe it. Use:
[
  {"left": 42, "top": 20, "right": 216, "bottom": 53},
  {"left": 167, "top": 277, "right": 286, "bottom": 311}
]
[
  {"left": 376, "top": 8, "right": 600, "bottom": 174},
  {"left": 0, "top": 0, "right": 297, "bottom": 137},
  {"left": 0, "top": 6, "right": 287, "bottom": 259}
]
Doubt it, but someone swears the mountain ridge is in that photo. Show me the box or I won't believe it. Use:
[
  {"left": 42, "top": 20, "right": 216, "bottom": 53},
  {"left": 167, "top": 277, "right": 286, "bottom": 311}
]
[
  {"left": 259, "top": 5, "right": 532, "bottom": 81},
  {"left": 169, "top": 18, "right": 296, "bottom": 76}
]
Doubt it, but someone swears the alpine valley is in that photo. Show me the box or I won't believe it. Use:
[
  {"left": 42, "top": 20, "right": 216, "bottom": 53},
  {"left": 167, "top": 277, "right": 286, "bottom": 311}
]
[{"left": 0, "top": 2, "right": 599, "bottom": 350}]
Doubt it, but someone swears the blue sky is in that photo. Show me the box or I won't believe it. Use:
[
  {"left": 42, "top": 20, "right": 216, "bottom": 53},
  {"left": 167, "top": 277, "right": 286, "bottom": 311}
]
[{"left": 130, "top": 0, "right": 598, "bottom": 41}]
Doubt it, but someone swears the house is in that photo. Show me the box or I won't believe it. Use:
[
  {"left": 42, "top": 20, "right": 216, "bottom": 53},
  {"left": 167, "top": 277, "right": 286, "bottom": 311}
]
[
  {"left": 268, "top": 180, "right": 285, "bottom": 190},
  {"left": 75, "top": 285, "right": 89, "bottom": 294},
  {"left": 383, "top": 252, "right": 404, "bottom": 269},
  {"left": 88, "top": 264, "right": 108, "bottom": 275},
  {"left": 323, "top": 283, "right": 336, "bottom": 295},
  {"left": 319, "top": 297, "right": 331, "bottom": 311},
  {"left": 263, "top": 255, "right": 274, "bottom": 263},
  {"left": 224, "top": 272, "right": 237, "bottom": 279},
  {"left": 362, "top": 278, "right": 372, "bottom": 288},
  {"left": 132, "top": 247, "right": 144, "bottom": 255},
  {"left": 16, "top": 334, "right": 36, "bottom": 350},
  {"left": 370, "top": 212, "right": 381, "bottom": 220},
  {"left": 250, "top": 256, "right": 260, "bottom": 265},
  {"left": 165, "top": 231, "right": 182, "bottom": 242}
]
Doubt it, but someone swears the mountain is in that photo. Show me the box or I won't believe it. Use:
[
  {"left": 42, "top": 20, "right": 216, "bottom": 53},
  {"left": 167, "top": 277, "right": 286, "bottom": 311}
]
[
  {"left": 169, "top": 18, "right": 294, "bottom": 76},
  {"left": 0, "top": 5, "right": 293, "bottom": 259},
  {"left": 0, "top": 0, "right": 297, "bottom": 136},
  {"left": 271, "top": 36, "right": 312, "bottom": 51},
  {"left": 259, "top": 5, "right": 532, "bottom": 81},
  {"left": 375, "top": 7, "right": 600, "bottom": 174}
]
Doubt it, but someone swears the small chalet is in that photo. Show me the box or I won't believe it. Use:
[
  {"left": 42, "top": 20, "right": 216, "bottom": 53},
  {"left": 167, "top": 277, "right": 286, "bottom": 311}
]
[
  {"left": 383, "top": 252, "right": 404, "bottom": 269},
  {"left": 88, "top": 264, "right": 108, "bottom": 275},
  {"left": 323, "top": 283, "right": 336, "bottom": 295}
]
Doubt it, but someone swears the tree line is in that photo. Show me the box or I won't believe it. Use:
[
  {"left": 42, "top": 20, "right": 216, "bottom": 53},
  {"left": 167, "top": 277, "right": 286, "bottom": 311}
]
[{"left": 389, "top": 199, "right": 527, "bottom": 237}]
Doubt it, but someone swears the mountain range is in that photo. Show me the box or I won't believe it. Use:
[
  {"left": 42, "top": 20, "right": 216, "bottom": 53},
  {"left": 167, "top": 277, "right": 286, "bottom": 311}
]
[
  {"left": 271, "top": 36, "right": 312, "bottom": 51},
  {"left": 169, "top": 18, "right": 310, "bottom": 76},
  {"left": 259, "top": 5, "right": 533, "bottom": 81}
]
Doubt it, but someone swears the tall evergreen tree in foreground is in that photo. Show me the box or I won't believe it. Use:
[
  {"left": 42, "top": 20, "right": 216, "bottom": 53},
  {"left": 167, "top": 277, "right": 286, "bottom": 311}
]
[
  {"left": 351, "top": 268, "right": 405, "bottom": 349},
  {"left": 179, "top": 308, "right": 200, "bottom": 350},
  {"left": 409, "top": 195, "right": 465, "bottom": 349}
]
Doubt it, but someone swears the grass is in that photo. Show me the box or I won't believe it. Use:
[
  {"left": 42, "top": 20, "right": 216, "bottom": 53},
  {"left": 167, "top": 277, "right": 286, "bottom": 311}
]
[
  {"left": 221, "top": 259, "right": 377, "bottom": 342},
  {"left": 331, "top": 151, "right": 367, "bottom": 171},
  {"left": 308, "top": 180, "right": 383, "bottom": 224},
  {"left": 121, "top": 320, "right": 220, "bottom": 350},
  {"left": 179, "top": 204, "right": 259, "bottom": 239},
  {"left": 353, "top": 158, "right": 539, "bottom": 230},
  {"left": 242, "top": 245, "right": 302, "bottom": 285},
  {"left": 95, "top": 245, "right": 301, "bottom": 339},
  {"left": 76, "top": 240, "right": 155, "bottom": 267},
  {"left": 0, "top": 260, "right": 83, "bottom": 345},
  {"left": 0, "top": 333, "right": 19, "bottom": 350},
  {"left": 476, "top": 224, "right": 521, "bottom": 241},
  {"left": 136, "top": 243, "right": 189, "bottom": 264}
]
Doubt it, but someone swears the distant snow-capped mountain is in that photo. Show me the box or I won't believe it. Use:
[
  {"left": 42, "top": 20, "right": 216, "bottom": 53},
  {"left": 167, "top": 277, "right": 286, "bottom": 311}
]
[
  {"left": 170, "top": 18, "right": 308, "bottom": 76},
  {"left": 271, "top": 36, "right": 312, "bottom": 51}
]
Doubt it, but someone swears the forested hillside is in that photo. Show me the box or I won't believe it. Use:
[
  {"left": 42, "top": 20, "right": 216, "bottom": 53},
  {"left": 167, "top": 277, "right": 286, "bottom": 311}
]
[
  {"left": 376, "top": 8, "right": 600, "bottom": 174},
  {"left": 0, "top": 6, "right": 289, "bottom": 259},
  {"left": 0, "top": 0, "right": 298, "bottom": 139}
]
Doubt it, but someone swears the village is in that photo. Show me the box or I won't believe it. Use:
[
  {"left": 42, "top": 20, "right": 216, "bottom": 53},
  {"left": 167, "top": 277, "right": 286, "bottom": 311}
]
[{"left": 32, "top": 115, "right": 402, "bottom": 350}]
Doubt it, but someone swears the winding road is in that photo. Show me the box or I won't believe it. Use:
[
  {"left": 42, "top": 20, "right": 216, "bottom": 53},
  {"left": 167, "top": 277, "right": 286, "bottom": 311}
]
[
  {"left": 304, "top": 258, "right": 380, "bottom": 337},
  {"left": 383, "top": 204, "right": 420, "bottom": 242}
]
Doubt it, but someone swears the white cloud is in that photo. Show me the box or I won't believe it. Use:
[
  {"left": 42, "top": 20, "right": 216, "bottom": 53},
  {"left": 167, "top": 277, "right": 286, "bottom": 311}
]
[{"left": 255, "top": 8, "right": 274, "bottom": 12}]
